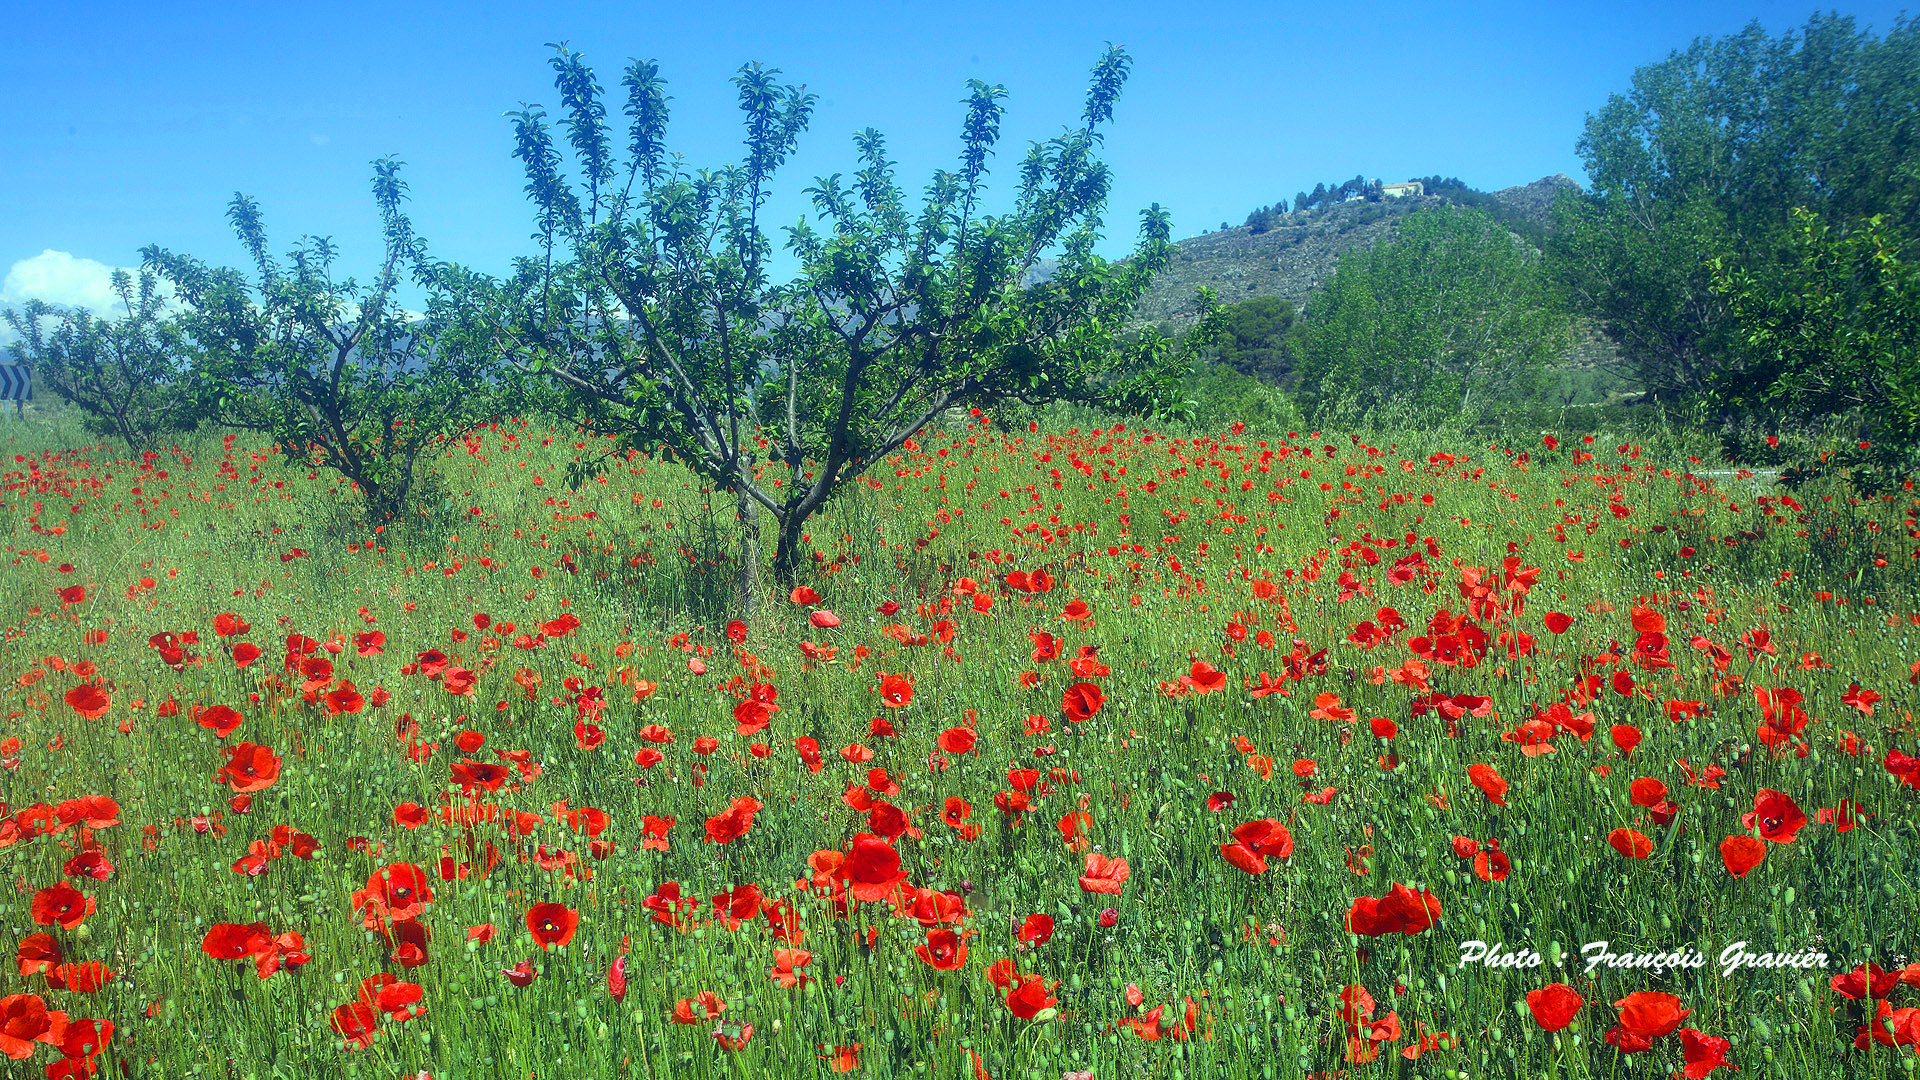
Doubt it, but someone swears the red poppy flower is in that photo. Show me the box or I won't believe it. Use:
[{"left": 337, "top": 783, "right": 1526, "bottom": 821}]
[
  {"left": 384, "top": 920, "right": 428, "bottom": 969},
  {"left": 1608, "top": 828, "right": 1653, "bottom": 859},
  {"left": 790, "top": 586, "right": 822, "bottom": 605},
  {"left": 1719, "top": 835, "right": 1765, "bottom": 877},
  {"left": 369, "top": 978, "right": 426, "bottom": 1023},
  {"left": 1346, "top": 883, "right": 1442, "bottom": 936},
  {"left": 1005, "top": 975, "right": 1059, "bottom": 1019},
  {"left": 915, "top": 928, "right": 971, "bottom": 970},
  {"left": 233, "top": 642, "right": 263, "bottom": 668},
  {"left": 526, "top": 902, "right": 579, "bottom": 950},
  {"left": 358, "top": 862, "right": 434, "bottom": 922},
  {"left": 820, "top": 1043, "right": 862, "bottom": 1072},
  {"left": 1613, "top": 991, "right": 1690, "bottom": 1038},
  {"left": 1234, "top": 818, "right": 1294, "bottom": 859},
  {"left": 937, "top": 727, "right": 977, "bottom": 755},
  {"left": 1465, "top": 763, "right": 1508, "bottom": 806},
  {"left": 1182, "top": 661, "right": 1227, "bottom": 694},
  {"left": 574, "top": 719, "right": 606, "bottom": 750},
  {"left": 1473, "top": 849, "right": 1511, "bottom": 882},
  {"left": 201, "top": 921, "right": 270, "bottom": 960},
  {"left": 1078, "top": 852, "right": 1130, "bottom": 894},
  {"left": 323, "top": 681, "right": 365, "bottom": 715},
  {"left": 1677, "top": 1027, "right": 1733, "bottom": 1076},
  {"left": 1741, "top": 789, "right": 1808, "bottom": 844},
  {"left": 16, "top": 934, "right": 60, "bottom": 978},
  {"left": 49, "top": 960, "right": 110, "bottom": 994},
  {"left": 63, "top": 685, "right": 110, "bottom": 720},
  {"left": 1610, "top": 724, "right": 1642, "bottom": 758},
  {"left": 1830, "top": 963, "right": 1900, "bottom": 1001},
  {"left": 844, "top": 833, "right": 908, "bottom": 902},
  {"left": 0, "top": 993, "right": 70, "bottom": 1061},
  {"left": 1527, "top": 982, "right": 1583, "bottom": 1031},
  {"left": 1018, "top": 914, "right": 1054, "bottom": 947},
  {"left": 1543, "top": 611, "right": 1572, "bottom": 634},
  {"left": 671, "top": 991, "right": 726, "bottom": 1024},
  {"left": 353, "top": 631, "right": 385, "bottom": 657},
  {"left": 30, "top": 884, "right": 92, "bottom": 930},
  {"left": 195, "top": 704, "right": 244, "bottom": 738},
  {"left": 941, "top": 797, "right": 978, "bottom": 841},
  {"left": 1061, "top": 681, "right": 1104, "bottom": 723},
  {"left": 213, "top": 613, "right": 251, "bottom": 637},
  {"left": 704, "top": 796, "right": 763, "bottom": 845},
  {"left": 606, "top": 954, "right": 628, "bottom": 1001},
  {"left": 451, "top": 759, "right": 511, "bottom": 792},
  {"left": 59, "top": 1016, "right": 111, "bottom": 1065},
  {"left": 330, "top": 1001, "right": 380, "bottom": 1050},
  {"left": 638, "top": 815, "right": 674, "bottom": 852},
  {"left": 1206, "top": 791, "right": 1236, "bottom": 812},
  {"left": 1030, "top": 631, "right": 1062, "bottom": 662},
  {"left": 1221, "top": 842, "right": 1268, "bottom": 875},
  {"left": 877, "top": 673, "right": 915, "bottom": 709},
  {"left": 215, "top": 742, "right": 282, "bottom": 793},
  {"left": 1629, "top": 777, "right": 1667, "bottom": 807}
]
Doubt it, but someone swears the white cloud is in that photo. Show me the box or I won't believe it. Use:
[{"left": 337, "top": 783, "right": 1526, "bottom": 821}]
[
  {"left": 0, "top": 251, "right": 420, "bottom": 348},
  {"left": 1, "top": 250, "right": 139, "bottom": 317}
]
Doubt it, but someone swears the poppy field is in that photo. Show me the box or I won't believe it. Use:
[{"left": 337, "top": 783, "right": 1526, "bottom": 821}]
[{"left": 2, "top": 413, "right": 1919, "bottom": 1080}]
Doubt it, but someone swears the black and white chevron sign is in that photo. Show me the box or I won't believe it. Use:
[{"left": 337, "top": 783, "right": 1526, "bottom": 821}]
[{"left": 0, "top": 365, "right": 29, "bottom": 401}]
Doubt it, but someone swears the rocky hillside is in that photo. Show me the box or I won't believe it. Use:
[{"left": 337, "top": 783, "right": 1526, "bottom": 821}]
[{"left": 1133, "top": 174, "right": 1584, "bottom": 333}]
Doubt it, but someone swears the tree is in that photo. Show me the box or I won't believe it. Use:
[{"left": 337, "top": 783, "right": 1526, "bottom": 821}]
[
  {"left": 1209, "top": 295, "right": 1297, "bottom": 380},
  {"left": 1709, "top": 207, "right": 1920, "bottom": 490},
  {"left": 1308, "top": 183, "right": 1328, "bottom": 211},
  {"left": 468, "top": 45, "right": 1209, "bottom": 608},
  {"left": 1294, "top": 206, "right": 1573, "bottom": 421},
  {"left": 143, "top": 159, "right": 513, "bottom": 523},
  {"left": 1549, "top": 12, "right": 1920, "bottom": 401},
  {"left": 3, "top": 269, "right": 199, "bottom": 456}
]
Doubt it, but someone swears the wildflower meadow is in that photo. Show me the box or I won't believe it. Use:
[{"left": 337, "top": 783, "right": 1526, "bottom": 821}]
[{"left": 2, "top": 410, "right": 1918, "bottom": 1080}]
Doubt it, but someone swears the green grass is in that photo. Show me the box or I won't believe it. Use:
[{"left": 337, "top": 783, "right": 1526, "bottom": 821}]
[{"left": 2, "top": 409, "right": 1918, "bottom": 1079}]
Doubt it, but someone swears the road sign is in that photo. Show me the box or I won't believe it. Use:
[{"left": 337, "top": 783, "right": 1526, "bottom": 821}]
[{"left": 0, "top": 365, "right": 28, "bottom": 402}]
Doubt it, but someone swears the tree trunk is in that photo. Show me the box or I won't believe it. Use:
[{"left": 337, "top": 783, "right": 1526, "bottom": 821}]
[
  {"left": 734, "top": 488, "right": 763, "bottom": 616},
  {"left": 772, "top": 509, "right": 807, "bottom": 590}
]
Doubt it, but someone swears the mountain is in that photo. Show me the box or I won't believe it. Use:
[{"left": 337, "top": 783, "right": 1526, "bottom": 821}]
[{"left": 1132, "top": 174, "right": 1584, "bottom": 333}]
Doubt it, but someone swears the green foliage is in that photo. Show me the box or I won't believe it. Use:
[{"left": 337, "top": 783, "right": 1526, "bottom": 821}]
[
  {"left": 1294, "top": 206, "right": 1574, "bottom": 423},
  {"left": 1241, "top": 200, "right": 1288, "bottom": 234},
  {"left": 1205, "top": 295, "right": 1297, "bottom": 380},
  {"left": 1549, "top": 12, "right": 1920, "bottom": 401},
  {"left": 480, "top": 45, "right": 1214, "bottom": 586},
  {"left": 1412, "top": 175, "right": 1551, "bottom": 247},
  {"left": 1180, "top": 359, "right": 1303, "bottom": 435},
  {"left": 2, "top": 269, "right": 199, "bottom": 455},
  {"left": 1709, "top": 206, "right": 1920, "bottom": 492},
  {"left": 141, "top": 159, "right": 514, "bottom": 524}
]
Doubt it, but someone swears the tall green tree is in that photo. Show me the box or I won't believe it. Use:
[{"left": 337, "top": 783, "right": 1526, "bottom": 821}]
[
  {"left": 1295, "top": 206, "right": 1573, "bottom": 421},
  {"left": 470, "top": 45, "right": 1210, "bottom": 607},
  {"left": 3, "top": 269, "right": 199, "bottom": 456},
  {"left": 1550, "top": 12, "right": 1920, "bottom": 401},
  {"left": 142, "top": 159, "right": 513, "bottom": 523},
  {"left": 1208, "top": 295, "right": 1297, "bottom": 380},
  {"left": 1709, "top": 207, "right": 1920, "bottom": 490}
]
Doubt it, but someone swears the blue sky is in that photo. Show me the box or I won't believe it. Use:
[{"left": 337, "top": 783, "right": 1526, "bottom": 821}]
[{"left": 4, "top": 1, "right": 1913, "bottom": 321}]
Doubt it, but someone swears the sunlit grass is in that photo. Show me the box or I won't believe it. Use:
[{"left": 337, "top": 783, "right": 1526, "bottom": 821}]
[{"left": 2, "top": 409, "right": 1917, "bottom": 1079}]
